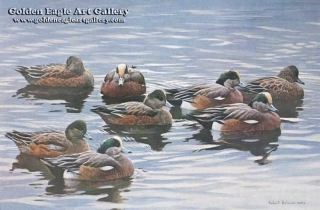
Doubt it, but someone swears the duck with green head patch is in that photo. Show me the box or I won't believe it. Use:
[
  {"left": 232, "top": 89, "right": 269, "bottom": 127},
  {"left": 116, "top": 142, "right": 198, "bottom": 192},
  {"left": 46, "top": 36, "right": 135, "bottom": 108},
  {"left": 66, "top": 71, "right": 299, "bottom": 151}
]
[
  {"left": 242, "top": 65, "right": 304, "bottom": 100},
  {"left": 189, "top": 92, "right": 281, "bottom": 132},
  {"left": 101, "top": 64, "right": 146, "bottom": 98},
  {"left": 5, "top": 120, "right": 91, "bottom": 158},
  {"left": 16, "top": 56, "right": 94, "bottom": 87},
  {"left": 166, "top": 69, "right": 252, "bottom": 110},
  {"left": 42, "top": 136, "right": 134, "bottom": 181}
]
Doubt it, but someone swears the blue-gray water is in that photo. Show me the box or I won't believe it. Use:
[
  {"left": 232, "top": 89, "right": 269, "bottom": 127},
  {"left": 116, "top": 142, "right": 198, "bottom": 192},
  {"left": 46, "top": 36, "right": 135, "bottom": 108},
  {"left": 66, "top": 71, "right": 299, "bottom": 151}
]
[{"left": 0, "top": 0, "right": 320, "bottom": 209}]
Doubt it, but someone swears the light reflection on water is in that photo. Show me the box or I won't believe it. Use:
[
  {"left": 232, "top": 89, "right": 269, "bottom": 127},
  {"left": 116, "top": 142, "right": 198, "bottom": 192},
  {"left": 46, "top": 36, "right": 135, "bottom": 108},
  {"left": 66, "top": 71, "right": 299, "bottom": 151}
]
[{"left": 1, "top": 0, "right": 320, "bottom": 209}]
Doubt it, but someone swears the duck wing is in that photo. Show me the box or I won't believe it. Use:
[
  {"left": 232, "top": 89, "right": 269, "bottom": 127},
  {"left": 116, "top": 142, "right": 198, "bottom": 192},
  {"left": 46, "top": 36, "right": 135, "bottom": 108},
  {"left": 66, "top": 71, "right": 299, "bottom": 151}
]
[
  {"left": 43, "top": 151, "right": 119, "bottom": 169},
  {"left": 5, "top": 130, "right": 68, "bottom": 151},
  {"left": 166, "top": 83, "right": 212, "bottom": 101},
  {"left": 91, "top": 102, "right": 158, "bottom": 118},
  {"left": 103, "top": 70, "right": 116, "bottom": 83},
  {"left": 250, "top": 76, "right": 294, "bottom": 93},
  {"left": 189, "top": 103, "right": 265, "bottom": 129},
  {"left": 128, "top": 69, "right": 146, "bottom": 85}
]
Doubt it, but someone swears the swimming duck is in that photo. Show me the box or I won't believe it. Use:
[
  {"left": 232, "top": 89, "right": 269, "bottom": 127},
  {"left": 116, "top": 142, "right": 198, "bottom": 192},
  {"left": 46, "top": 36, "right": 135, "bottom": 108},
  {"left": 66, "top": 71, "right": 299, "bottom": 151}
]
[
  {"left": 5, "top": 120, "right": 91, "bottom": 157},
  {"left": 41, "top": 136, "right": 134, "bottom": 181},
  {"left": 189, "top": 92, "right": 281, "bottom": 132},
  {"left": 101, "top": 64, "right": 146, "bottom": 98},
  {"left": 16, "top": 56, "right": 94, "bottom": 87},
  {"left": 166, "top": 69, "right": 249, "bottom": 110},
  {"left": 244, "top": 65, "right": 304, "bottom": 100},
  {"left": 92, "top": 89, "right": 172, "bottom": 125}
]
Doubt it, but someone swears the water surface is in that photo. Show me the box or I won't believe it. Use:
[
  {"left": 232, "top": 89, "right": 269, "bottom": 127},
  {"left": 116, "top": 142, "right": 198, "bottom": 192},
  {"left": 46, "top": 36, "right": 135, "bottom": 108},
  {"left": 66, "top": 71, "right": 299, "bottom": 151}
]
[{"left": 0, "top": 0, "right": 320, "bottom": 209}]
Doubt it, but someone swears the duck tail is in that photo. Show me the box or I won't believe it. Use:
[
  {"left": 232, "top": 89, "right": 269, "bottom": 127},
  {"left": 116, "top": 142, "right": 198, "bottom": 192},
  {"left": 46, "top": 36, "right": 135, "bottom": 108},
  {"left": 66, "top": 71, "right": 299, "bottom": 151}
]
[
  {"left": 166, "top": 98, "right": 182, "bottom": 107},
  {"left": 187, "top": 114, "right": 214, "bottom": 129},
  {"left": 5, "top": 131, "right": 31, "bottom": 146},
  {"left": 40, "top": 158, "right": 65, "bottom": 179},
  {"left": 90, "top": 105, "right": 110, "bottom": 114}
]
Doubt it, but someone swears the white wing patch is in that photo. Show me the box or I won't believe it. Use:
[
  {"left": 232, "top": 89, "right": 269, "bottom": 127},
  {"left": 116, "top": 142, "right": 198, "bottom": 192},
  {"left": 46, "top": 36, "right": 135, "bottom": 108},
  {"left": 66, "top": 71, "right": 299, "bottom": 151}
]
[
  {"left": 46, "top": 144, "right": 65, "bottom": 151},
  {"left": 63, "top": 170, "right": 79, "bottom": 180},
  {"left": 244, "top": 120, "right": 259, "bottom": 124},
  {"left": 214, "top": 96, "right": 225, "bottom": 101},
  {"left": 100, "top": 166, "right": 114, "bottom": 171}
]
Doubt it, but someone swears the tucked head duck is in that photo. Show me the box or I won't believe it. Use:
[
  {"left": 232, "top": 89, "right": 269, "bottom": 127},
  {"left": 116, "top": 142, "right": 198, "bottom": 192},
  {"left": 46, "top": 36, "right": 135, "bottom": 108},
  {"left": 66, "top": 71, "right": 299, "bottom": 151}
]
[{"left": 16, "top": 56, "right": 94, "bottom": 87}]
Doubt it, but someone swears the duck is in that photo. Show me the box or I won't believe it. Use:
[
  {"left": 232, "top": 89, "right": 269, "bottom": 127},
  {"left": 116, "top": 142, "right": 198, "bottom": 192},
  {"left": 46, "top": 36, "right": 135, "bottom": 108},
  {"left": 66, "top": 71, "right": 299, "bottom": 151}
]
[
  {"left": 165, "top": 69, "right": 250, "bottom": 110},
  {"left": 188, "top": 92, "right": 281, "bottom": 132},
  {"left": 41, "top": 136, "right": 134, "bottom": 181},
  {"left": 16, "top": 56, "right": 94, "bottom": 87},
  {"left": 5, "top": 120, "right": 91, "bottom": 157},
  {"left": 100, "top": 64, "right": 146, "bottom": 98},
  {"left": 243, "top": 65, "right": 304, "bottom": 100},
  {"left": 91, "top": 89, "right": 172, "bottom": 125}
]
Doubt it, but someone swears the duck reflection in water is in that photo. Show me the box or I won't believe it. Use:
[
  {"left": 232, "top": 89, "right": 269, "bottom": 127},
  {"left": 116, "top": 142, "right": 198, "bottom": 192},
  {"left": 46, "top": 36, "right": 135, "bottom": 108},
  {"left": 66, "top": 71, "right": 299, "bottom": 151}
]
[
  {"left": 13, "top": 85, "right": 93, "bottom": 113},
  {"left": 188, "top": 128, "right": 281, "bottom": 165},
  {"left": 45, "top": 177, "right": 132, "bottom": 203},
  {"left": 10, "top": 153, "right": 55, "bottom": 179},
  {"left": 103, "top": 124, "right": 172, "bottom": 151}
]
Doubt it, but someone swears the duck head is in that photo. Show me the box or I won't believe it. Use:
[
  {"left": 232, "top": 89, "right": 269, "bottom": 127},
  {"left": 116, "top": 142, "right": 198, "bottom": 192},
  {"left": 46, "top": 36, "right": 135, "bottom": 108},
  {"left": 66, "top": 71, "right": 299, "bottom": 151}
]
[
  {"left": 65, "top": 120, "right": 91, "bottom": 141},
  {"left": 277, "top": 65, "right": 304, "bottom": 85},
  {"left": 66, "top": 56, "right": 85, "bottom": 75},
  {"left": 97, "top": 136, "right": 129, "bottom": 156},
  {"left": 116, "top": 64, "right": 129, "bottom": 86},
  {"left": 249, "top": 92, "right": 278, "bottom": 113},
  {"left": 143, "top": 90, "right": 171, "bottom": 110},
  {"left": 216, "top": 69, "right": 246, "bottom": 88}
]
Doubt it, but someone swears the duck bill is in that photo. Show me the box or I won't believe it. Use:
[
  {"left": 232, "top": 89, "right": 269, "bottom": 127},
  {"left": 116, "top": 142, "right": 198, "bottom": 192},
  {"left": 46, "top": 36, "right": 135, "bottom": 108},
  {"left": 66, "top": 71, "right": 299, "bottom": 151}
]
[
  {"left": 118, "top": 77, "right": 124, "bottom": 86},
  {"left": 165, "top": 101, "right": 174, "bottom": 108},
  {"left": 237, "top": 81, "right": 247, "bottom": 88},
  {"left": 84, "top": 133, "right": 93, "bottom": 140},
  {"left": 121, "top": 146, "right": 131, "bottom": 153},
  {"left": 268, "top": 104, "right": 278, "bottom": 112},
  {"left": 296, "top": 77, "right": 305, "bottom": 85}
]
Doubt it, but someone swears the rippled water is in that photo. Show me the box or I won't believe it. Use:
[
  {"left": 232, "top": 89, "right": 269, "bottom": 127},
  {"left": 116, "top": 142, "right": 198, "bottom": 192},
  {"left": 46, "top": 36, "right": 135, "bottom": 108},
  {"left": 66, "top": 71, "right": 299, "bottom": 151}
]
[{"left": 1, "top": 0, "right": 320, "bottom": 209}]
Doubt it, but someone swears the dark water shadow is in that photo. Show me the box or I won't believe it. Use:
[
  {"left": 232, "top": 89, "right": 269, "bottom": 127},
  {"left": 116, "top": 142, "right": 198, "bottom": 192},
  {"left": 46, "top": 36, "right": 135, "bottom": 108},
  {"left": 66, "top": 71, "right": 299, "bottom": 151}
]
[
  {"left": 45, "top": 177, "right": 132, "bottom": 203},
  {"left": 13, "top": 85, "right": 93, "bottom": 113},
  {"left": 102, "top": 124, "right": 172, "bottom": 151},
  {"left": 10, "top": 153, "right": 55, "bottom": 180},
  {"left": 102, "top": 95, "right": 145, "bottom": 105},
  {"left": 187, "top": 128, "right": 281, "bottom": 165},
  {"left": 242, "top": 93, "right": 304, "bottom": 118}
]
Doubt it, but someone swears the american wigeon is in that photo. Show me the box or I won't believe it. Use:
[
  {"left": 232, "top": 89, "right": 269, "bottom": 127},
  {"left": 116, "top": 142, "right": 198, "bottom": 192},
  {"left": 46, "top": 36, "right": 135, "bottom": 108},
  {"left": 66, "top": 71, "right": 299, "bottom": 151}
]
[
  {"left": 101, "top": 64, "right": 146, "bottom": 98},
  {"left": 5, "top": 120, "right": 91, "bottom": 157},
  {"left": 42, "top": 136, "right": 134, "bottom": 181},
  {"left": 243, "top": 65, "right": 304, "bottom": 100},
  {"left": 16, "top": 56, "right": 94, "bottom": 87},
  {"left": 189, "top": 92, "right": 281, "bottom": 132},
  {"left": 92, "top": 90, "right": 172, "bottom": 125},
  {"left": 166, "top": 70, "right": 249, "bottom": 110}
]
